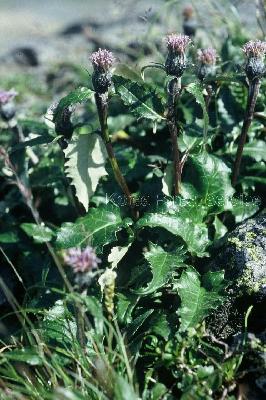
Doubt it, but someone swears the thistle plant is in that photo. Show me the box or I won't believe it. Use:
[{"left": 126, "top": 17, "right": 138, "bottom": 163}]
[
  {"left": 64, "top": 246, "right": 101, "bottom": 348},
  {"left": 165, "top": 34, "right": 191, "bottom": 195},
  {"left": 232, "top": 40, "right": 266, "bottom": 186},
  {"left": 90, "top": 49, "right": 136, "bottom": 217},
  {"left": 197, "top": 48, "right": 217, "bottom": 109}
]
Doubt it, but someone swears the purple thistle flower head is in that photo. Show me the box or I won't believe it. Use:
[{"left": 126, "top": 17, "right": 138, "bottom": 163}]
[
  {"left": 0, "top": 89, "right": 17, "bottom": 105},
  {"left": 165, "top": 34, "right": 191, "bottom": 77},
  {"left": 166, "top": 34, "right": 191, "bottom": 54},
  {"left": 90, "top": 48, "right": 115, "bottom": 72},
  {"left": 242, "top": 40, "right": 266, "bottom": 80},
  {"left": 64, "top": 246, "right": 101, "bottom": 274},
  {"left": 243, "top": 40, "right": 266, "bottom": 59},
  {"left": 197, "top": 48, "right": 217, "bottom": 65}
]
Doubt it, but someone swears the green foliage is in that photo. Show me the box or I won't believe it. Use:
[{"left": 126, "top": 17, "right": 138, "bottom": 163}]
[
  {"left": 56, "top": 203, "right": 132, "bottom": 251},
  {"left": 0, "top": 7, "right": 265, "bottom": 400},
  {"left": 135, "top": 243, "right": 186, "bottom": 295},
  {"left": 175, "top": 267, "right": 226, "bottom": 330},
  {"left": 53, "top": 87, "right": 94, "bottom": 125},
  {"left": 185, "top": 82, "right": 209, "bottom": 138},
  {"left": 113, "top": 75, "right": 165, "bottom": 124},
  {"left": 20, "top": 223, "right": 55, "bottom": 243},
  {"left": 183, "top": 152, "right": 234, "bottom": 213},
  {"left": 137, "top": 199, "right": 209, "bottom": 256}
]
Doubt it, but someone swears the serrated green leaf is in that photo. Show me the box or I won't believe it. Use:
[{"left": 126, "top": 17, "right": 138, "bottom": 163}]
[
  {"left": 113, "top": 75, "right": 165, "bottom": 122},
  {"left": 185, "top": 82, "right": 209, "bottom": 138},
  {"left": 135, "top": 244, "right": 185, "bottom": 295},
  {"left": 175, "top": 267, "right": 225, "bottom": 330},
  {"left": 20, "top": 223, "right": 54, "bottom": 243},
  {"left": 40, "top": 300, "right": 76, "bottom": 345},
  {"left": 136, "top": 199, "right": 209, "bottom": 256},
  {"left": 64, "top": 133, "right": 107, "bottom": 211},
  {"left": 54, "top": 87, "right": 94, "bottom": 123},
  {"left": 183, "top": 152, "right": 234, "bottom": 213},
  {"left": 56, "top": 203, "right": 132, "bottom": 252}
]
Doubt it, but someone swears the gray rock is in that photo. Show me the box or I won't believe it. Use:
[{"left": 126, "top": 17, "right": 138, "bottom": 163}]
[{"left": 207, "top": 214, "right": 266, "bottom": 338}]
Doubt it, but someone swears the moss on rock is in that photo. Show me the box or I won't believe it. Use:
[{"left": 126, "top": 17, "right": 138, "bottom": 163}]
[{"left": 207, "top": 214, "right": 266, "bottom": 338}]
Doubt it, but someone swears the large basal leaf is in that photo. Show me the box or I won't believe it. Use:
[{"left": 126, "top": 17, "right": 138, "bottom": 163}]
[
  {"left": 54, "top": 87, "right": 94, "bottom": 124},
  {"left": 185, "top": 82, "right": 209, "bottom": 138},
  {"left": 113, "top": 75, "right": 165, "bottom": 123},
  {"left": 64, "top": 133, "right": 107, "bottom": 211},
  {"left": 135, "top": 243, "right": 186, "bottom": 295},
  {"left": 183, "top": 152, "right": 234, "bottom": 213},
  {"left": 175, "top": 267, "right": 225, "bottom": 330},
  {"left": 136, "top": 199, "right": 209, "bottom": 256},
  {"left": 56, "top": 203, "right": 132, "bottom": 252}
]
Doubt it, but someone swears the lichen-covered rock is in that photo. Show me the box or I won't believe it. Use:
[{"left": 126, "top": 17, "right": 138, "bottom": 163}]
[{"left": 207, "top": 214, "right": 266, "bottom": 338}]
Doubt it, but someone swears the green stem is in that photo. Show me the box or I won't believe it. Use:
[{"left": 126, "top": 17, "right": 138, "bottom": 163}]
[
  {"left": 232, "top": 78, "right": 261, "bottom": 187},
  {"left": 167, "top": 77, "right": 182, "bottom": 196},
  {"left": 95, "top": 93, "right": 137, "bottom": 218},
  {"left": 75, "top": 290, "right": 87, "bottom": 350}
]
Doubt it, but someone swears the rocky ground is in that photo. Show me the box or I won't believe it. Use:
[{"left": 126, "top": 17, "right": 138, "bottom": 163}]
[{"left": 0, "top": 0, "right": 258, "bottom": 68}]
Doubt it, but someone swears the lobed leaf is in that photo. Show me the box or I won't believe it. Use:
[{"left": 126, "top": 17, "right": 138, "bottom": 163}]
[
  {"left": 183, "top": 151, "right": 234, "bottom": 213},
  {"left": 136, "top": 199, "right": 209, "bottom": 256},
  {"left": 135, "top": 243, "right": 186, "bottom": 295},
  {"left": 175, "top": 267, "right": 225, "bottom": 330}
]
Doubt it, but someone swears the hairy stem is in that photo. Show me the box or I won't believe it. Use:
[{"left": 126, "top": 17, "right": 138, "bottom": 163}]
[
  {"left": 232, "top": 78, "right": 261, "bottom": 186},
  {"left": 95, "top": 92, "right": 137, "bottom": 218},
  {"left": 167, "top": 78, "right": 182, "bottom": 196}
]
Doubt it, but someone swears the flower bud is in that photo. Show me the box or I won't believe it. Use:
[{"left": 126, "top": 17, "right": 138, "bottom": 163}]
[
  {"left": 165, "top": 34, "right": 191, "bottom": 77},
  {"left": 0, "top": 89, "right": 17, "bottom": 121},
  {"left": 90, "top": 48, "right": 115, "bottom": 94},
  {"left": 182, "top": 5, "right": 197, "bottom": 37},
  {"left": 197, "top": 48, "right": 217, "bottom": 81},
  {"left": 242, "top": 40, "right": 266, "bottom": 80}
]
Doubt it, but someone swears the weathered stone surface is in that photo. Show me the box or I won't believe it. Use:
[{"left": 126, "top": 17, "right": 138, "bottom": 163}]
[{"left": 207, "top": 214, "right": 266, "bottom": 338}]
